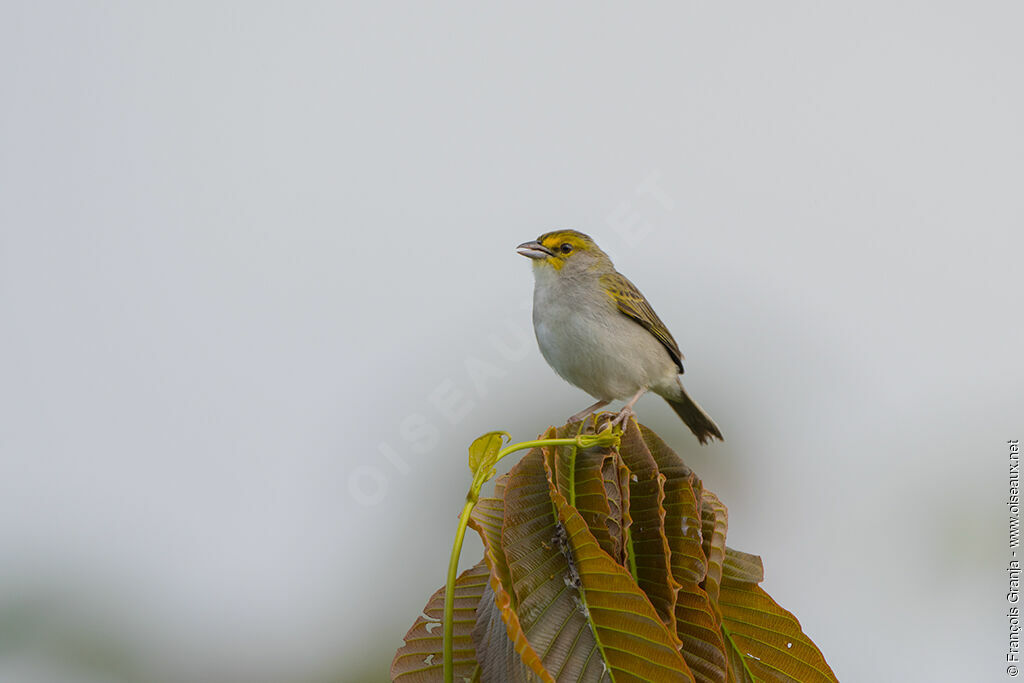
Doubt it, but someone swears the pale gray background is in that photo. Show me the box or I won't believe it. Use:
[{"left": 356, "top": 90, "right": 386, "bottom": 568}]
[{"left": 1, "top": 3, "right": 1021, "bottom": 682}]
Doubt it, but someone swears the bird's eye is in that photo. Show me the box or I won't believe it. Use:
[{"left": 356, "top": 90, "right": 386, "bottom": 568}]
[{"left": 560, "top": 243, "right": 573, "bottom": 254}]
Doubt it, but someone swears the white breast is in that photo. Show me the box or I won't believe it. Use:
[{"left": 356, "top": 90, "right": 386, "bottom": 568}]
[{"left": 531, "top": 266, "right": 677, "bottom": 401}]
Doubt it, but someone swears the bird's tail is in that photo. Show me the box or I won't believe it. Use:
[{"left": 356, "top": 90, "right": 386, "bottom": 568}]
[{"left": 661, "top": 381, "right": 723, "bottom": 445}]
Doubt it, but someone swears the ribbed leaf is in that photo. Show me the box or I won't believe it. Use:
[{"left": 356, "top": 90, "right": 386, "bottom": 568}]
[
  {"left": 699, "top": 490, "right": 729, "bottom": 609},
  {"left": 396, "top": 418, "right": 837, "bottom": 683},
  {"left": 391, "top": 562, "right": 488, "bottom": 682},
  {"left": 724, "top": 639, "right": 755, "bottom": 683},
  {"left": 473, "top": 580, "right": 547, "bottom": 682},
  {"left": 616, "top": 420, "right": 682, "bottom": 638},
  {"left": 548, "top": 424, "right": 580, "bottom": 506},
  {"left": 544, "top": 454, "right": 696, "bottom": 682},
  {"left": 639, "top": 424, "right": 727, "bottom": 683},
  {"left": 719, "top": 579, "right": 838, "bottom": 682},
  {"left": 722, "top": 548, "right": 763, "bottom": 584},
  {"left": 496, "top": 449, "right": 608, "bottom": 681},
  {"left": 473, "top": 566, "right": 554, "bottom": 683},
  {"left": 637, "top": 425, "right": 706, "bottom": 585},
  {"left": 469, "top": 493, "right": 515, "bottom": 610},
  {"left": 468, "top": 431, "right": 509, "bottom": 479},
  {"left": 469, "top": 476, "right": 559, "bottom": 682},
  {"left": 546, "top": 420, "right": 631, "bottom": 566}
]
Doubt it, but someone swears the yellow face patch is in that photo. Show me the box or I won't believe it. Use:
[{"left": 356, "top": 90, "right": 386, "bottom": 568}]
[{"left": 536, "top": 230, "right": 594, "bottom": 269}]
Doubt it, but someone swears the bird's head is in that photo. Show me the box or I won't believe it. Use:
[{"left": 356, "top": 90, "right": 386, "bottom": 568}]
[{"left": 516, "top": 230, "right": 611, "bottom": 274}]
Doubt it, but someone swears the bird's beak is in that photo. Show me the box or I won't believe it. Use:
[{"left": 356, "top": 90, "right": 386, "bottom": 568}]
[{"left": 516, "top": 240, "right": 553, "bottom": 260}]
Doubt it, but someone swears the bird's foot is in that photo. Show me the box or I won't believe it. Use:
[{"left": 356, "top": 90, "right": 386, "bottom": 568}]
[
  {"left": 609, "top": 406, "right": 634, "bottom": 427},
  {"left": 609, "top": 387, "right": 647, "bottom": 428}
]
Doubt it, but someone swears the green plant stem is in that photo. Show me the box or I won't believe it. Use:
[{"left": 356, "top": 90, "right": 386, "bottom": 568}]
[
  {"left": 442, "top": 436, "right": 587, "bottom": 683},
  {"left": 567, "top": 419, "right": 589, "bottom": 508},
  {"left": 497, "top": 438, "right": 579, "bottom": 465},
  {"left": 443, "top": 497, "right": 477, "bottom": 682}
]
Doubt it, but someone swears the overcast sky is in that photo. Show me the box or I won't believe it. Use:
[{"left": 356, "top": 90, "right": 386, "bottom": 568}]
[{"left": 2, "top": 3, "right": 1021, "bottom": 682}]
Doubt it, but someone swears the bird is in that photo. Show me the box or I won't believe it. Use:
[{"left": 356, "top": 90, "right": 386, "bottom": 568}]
[{"left": 516, "top": 229, "right": 723, "bottom": 444}]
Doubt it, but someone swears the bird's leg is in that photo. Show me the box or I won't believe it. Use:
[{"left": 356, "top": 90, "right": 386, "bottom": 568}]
[
  {"left": 568, "top": 399, "right": 610, "bottom": 423},
  {"left": 611, "top": 387, "right": 648, "bottom": 426}
]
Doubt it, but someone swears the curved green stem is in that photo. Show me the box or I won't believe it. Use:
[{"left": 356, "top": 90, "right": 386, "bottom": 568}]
[
  {"left": 498, "top": 438, "right": 578, "bottom": 463},
  {"left": 442, "top": 497, "right": 477, "bottom": 682},
  {"left": 443, "top": 431, "right": 619, "bottom": 682}
]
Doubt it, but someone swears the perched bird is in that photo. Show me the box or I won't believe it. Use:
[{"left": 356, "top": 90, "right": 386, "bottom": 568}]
[{"left": 517, "top": 229, "right": 723, "bottom": 444}]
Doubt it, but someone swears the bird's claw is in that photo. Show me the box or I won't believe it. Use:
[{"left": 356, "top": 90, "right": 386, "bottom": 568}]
[{"left": 609, "top": 406, "right": 633, "bottom": 427}]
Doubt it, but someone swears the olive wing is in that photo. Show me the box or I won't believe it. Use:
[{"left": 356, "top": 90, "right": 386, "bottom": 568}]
[{"left": 599, "top": 271, "right": 684, "bottom": 373}]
